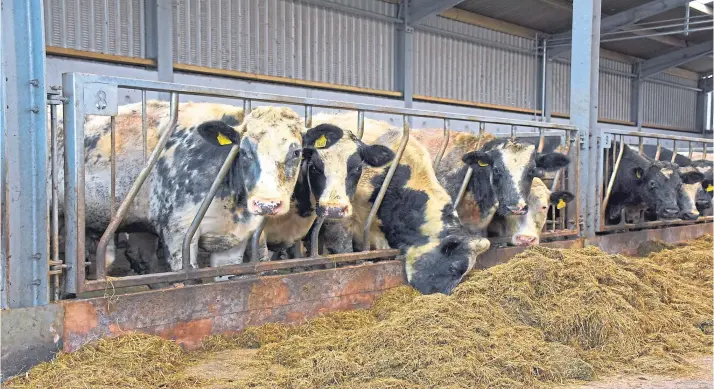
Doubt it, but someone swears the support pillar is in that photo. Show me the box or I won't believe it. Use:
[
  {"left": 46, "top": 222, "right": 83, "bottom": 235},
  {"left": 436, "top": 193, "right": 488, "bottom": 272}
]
[
  {"left": 394, "top": 0, "right": 413, "bottom": 110},
  {"left": 695, "top": 78, "right": 709, "bottom": 132},
  {"left": 1, "top": 0, "right": 50, "bottom": 308},
  {"left": 146, "top": 0, "right": 174, "bottom": 99},
  {"left": 630, "top": 63, "right": 644, "bottom": 131},
  {"left": 536, "top": 39, "right": 553, "bottom": 122},
  {"left": 569, "top": 0, "right": 601, "bottom": 238}
]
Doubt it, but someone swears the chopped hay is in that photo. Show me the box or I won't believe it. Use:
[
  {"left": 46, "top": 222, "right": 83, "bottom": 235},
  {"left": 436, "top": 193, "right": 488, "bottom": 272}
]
[
  {"left": 6, "top": 235, "right": 712, "bottom": 389},
  {"left": 5, "top": 333, "right": 203, "bottom": 389},
  {"left": 637, "top": 239, "right": 675, "bottom": 257}
]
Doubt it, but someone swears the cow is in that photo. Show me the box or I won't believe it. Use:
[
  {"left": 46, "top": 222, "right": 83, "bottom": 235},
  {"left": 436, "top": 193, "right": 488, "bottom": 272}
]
[
  {"left": 487, "top": 178, "right": 575, "bottom": 246},
  {"left": 63, "top": 101, "right": 305, "bottom": 274},
  {"left": 631, "top": 145, "right": 710, "bottom": 221},
  {"left": 309, "top": 113, "right": 491, "bottom": 295},
  {"left": 691, "top": 160, "right": 713, "bottom": 215},
  {"left": 411, "top": 129, "right": 571, "bottom": 235},
  {"left": 603, "top": 143, "right": 703, "bottom": 224},
  {"left": 261, "top": 123, "right": 395, "bottom": 259}
]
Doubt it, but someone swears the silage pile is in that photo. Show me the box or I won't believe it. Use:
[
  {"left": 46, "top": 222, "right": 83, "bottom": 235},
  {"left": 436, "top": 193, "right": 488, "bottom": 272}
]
[{"left": 7, "top": 235, "right": 713, "bottom": 389}]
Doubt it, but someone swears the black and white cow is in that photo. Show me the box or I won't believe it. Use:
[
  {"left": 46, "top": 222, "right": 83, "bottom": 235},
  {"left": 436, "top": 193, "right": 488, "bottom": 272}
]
[
  {"left": 487, "top": 178, "right": 575, "bottom": 246},
  {"left": 411, "top": 129, "right": 571, "bottom": 235},
  {"left": 261, "top": 123, "right": 395, "bottom": 258},
  {"left": 73, "top": 101, "right": 305, "bottom": 272},
  {"left": 310, "top": 113, "right": 491, "bottom": 295},
  {"left": 604, "top": 142, "right": 703, "bottom": 224}
]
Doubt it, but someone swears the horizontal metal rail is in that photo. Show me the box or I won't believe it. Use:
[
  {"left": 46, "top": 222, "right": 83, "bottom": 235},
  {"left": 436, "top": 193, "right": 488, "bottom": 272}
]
[
  {"left": 81, "top": 249, "right": 400, "bottom": 292},
  {"left": 603, "top": 129, "right": 714, "bottom": 144},
  {"left": 65, "top": 73, "right": 578, "bottom": 130}
]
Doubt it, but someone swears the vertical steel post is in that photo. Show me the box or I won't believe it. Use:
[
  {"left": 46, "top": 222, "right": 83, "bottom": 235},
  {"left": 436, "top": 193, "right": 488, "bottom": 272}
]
[
  {"left": 631, "top": 63, "right": 644, "bottom": 132},
  {"left": 62, "top": 74, "right": 86, "bottom": 295},
  {"left": 395, "top": 0, "right": 413, "bottom": 112},
  {"left": 541, "top": 39, "right": 548, "bottom": 121},
  {"left": 0, "top": 0, "right": 5, "bottom": 308},
  {"left": 1, "top": 0, "right": 49, "bottom": 307},
  {"left": 145, "top": 0, "right": 174, "bottom": 98},
  {"left": 696, "top": 78, "right": 709, "bottom": 132},
  {"left": 569, "top": 0, "right": 601, "bottom": 238}
]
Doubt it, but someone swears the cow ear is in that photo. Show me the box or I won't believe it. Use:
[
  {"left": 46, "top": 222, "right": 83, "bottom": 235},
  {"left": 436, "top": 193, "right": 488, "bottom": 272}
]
[
  {"left": 197, "top": 120, "right": 240, "bottom": 147},
  {"left": 439, "top": 235, "right": 463, "bottom": 256},
  {"left": 632, "top": 167, "right": 645, "bottom": 180},
  {"left": 549, "top": 191, "right": 575, "bottom": 209},
  {"left": 535, "top": 152, "right": 570, "bottom": 172},
  {"left": 462, "top": 151, "right": 492, "bottom": 167},
  {"left": 359, "top": 144, "right": 394, "bottom": 167},
  {"left": 303, "top": 124, "right": 343, "bottom": 149},
  {"left": 681, "top": 170, "right": 705, "bottom": 184}
]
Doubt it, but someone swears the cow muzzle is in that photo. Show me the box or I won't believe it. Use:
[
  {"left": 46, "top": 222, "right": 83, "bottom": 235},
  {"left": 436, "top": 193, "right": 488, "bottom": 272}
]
[
  {"left": 505, "top": 204, "right": 528, "bottom": 215},
  {"left": 513, "top": 234, "right": 538, "bottom": 247},
  {"left": 250, "top": 198, "right": 285, "bottom": 216},
  {"left": 681, "top": 211, "right": 700, "bottom": 220},
  {"left": 659, "top": 207, "right": 679, "bottom": 220},
  {"left": 316, "top": 203, "right": 351, "bottom": 218},
  {"left": 696, "top": 200, "right": 711, "bottom": 210}
]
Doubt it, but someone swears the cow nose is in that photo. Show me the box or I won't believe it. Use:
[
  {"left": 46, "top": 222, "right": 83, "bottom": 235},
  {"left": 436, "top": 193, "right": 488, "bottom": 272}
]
[
  {"left": 660, "top": 208, "right": 679, "bottom": 219},
  {"left": 251, "top": 199, "right": 284, "bottom": 215},
  {"left": 506, "top": 205, "right": 528, "bottom": 215},
  {"left": 317, "top": 204, "right": 350, "bottom": 218},
  {"left": 681, "top": 211, "right": 700, "bottom": 220},
  {"left": 697, "top": 200, "right": 711, "bottom": 209},
  {"left": 514, "top": 235, "right": 537, "bottom": 246}
]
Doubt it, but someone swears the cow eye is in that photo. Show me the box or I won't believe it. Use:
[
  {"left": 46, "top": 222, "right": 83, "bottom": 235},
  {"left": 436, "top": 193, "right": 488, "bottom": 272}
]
[
  {"left": 288, "top": 149, "right": 302, "bottom": 160},
  {"left": 492, "top": 167, "right": 501, "bottom": 175},
  {"left": 648, "top": 180, "right": 656, "bottom": 190}
]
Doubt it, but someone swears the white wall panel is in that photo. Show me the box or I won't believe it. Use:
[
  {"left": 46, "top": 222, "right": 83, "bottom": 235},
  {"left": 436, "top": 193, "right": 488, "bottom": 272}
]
[
  {"left": 44, "top": 0, "right": 144, "bottom": 57},
  {"left": 172, "top": 0, "right": 396, "bottom": 91}
]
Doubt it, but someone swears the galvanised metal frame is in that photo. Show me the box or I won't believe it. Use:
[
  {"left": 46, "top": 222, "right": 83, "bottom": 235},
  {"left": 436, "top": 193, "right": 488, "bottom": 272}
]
[
  {"left": 570, "top": 0, "right": 601, "bottom": 239},
  {"left": 596, "top": 129, "right": 714, "bottom": 233},
  {"left": 1, "top": 0, "right": 49, "bottom": 309},
  {"left": 61, "top": 72, "right": 579, "bottom": 295}
]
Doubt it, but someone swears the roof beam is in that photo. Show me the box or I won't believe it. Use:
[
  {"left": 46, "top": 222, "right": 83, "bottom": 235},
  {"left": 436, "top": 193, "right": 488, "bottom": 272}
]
[
  {"left": 549, "top": 0, "right": 692, "bottom": 58},
  {"left": 640, "top": 41, "right": 714, "bottom": 78},
  {"left": 601, "top": 0, "right": 691, "bottom": 32},
  {"left": 689, "top": 1, "right": 713, "bottom": 15},
  {"left": 408, "top": 0, "right": 466, "bottom": 24}
]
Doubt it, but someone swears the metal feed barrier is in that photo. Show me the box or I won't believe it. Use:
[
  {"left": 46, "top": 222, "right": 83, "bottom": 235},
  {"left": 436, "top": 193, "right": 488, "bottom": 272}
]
[
  {"left": 57, "top": 72, "right": 579, "bottom": 296},
  {"left": 596, "top": 129, "right": 714, "bottom": 233}
]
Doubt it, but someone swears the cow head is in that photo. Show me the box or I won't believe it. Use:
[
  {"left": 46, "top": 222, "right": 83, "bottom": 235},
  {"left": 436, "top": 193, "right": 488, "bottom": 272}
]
[
  {"left": 462, "top": 138, "right": 570, "bottom": 216},
  {"left": 645, "top": 160, "right": 703, "bottom": 220},
  {"left": 406, "top": 234, "right": 490, "bottom": 295},
  {"left": 301, "top": 124, "right": 394, "bottom": 218},
  {"left": 508, "top": 178, "right": 575, "bottom": 246},
  {"left": 676, "top": 165, "right": 706, "bottom": 220},
  {"left": 610, "top": 145, "right": 681, "bottom": 221},
  {"left": 691, "top": 160, "right": 713, "bottom": 211},
  {"left": 234, "top": 107, "right": 304, "bottom": 216}
]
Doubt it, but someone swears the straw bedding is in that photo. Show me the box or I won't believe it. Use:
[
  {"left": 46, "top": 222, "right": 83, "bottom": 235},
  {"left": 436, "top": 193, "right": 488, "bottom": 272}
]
[{"left": 7, "top": 235, "right": 712, "bottom": 389}]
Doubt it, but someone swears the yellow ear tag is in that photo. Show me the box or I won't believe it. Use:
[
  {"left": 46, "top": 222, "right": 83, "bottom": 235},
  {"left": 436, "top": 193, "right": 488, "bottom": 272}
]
[
  {"left": 216, "top": 132, "right": 232, "bottom": 145},
  {"left": 477, "top": 160, "right": 488, "bottom": 167},
  {"left": 635, "top": 170, "right": 642, "bottom": 179},
  {"left": 314, "top": 134, "right": 327, "bottom": 149},
  {"left": 707, "top": 184, "right": 713, "bottom": 193},
  {"left": 557, "top": 198, "right": 566, "bottom": 209}
]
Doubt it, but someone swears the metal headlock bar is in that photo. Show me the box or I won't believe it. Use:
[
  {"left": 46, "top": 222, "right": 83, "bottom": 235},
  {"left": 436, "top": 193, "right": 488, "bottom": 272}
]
[
  {"left": 596, "top": 129, "right": 714, "bottom": 233},
  {"left": 61, "top": 73, "right": 579, "bottom": 294}
]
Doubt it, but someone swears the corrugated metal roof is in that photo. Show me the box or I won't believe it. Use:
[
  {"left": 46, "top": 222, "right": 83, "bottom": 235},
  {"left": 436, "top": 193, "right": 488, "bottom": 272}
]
[
  {"left": 455, "top": 0, "right": 571, "bottom": 34},
  {"left": 452, "top": 0, "right": 711, "bottom": 74}
]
